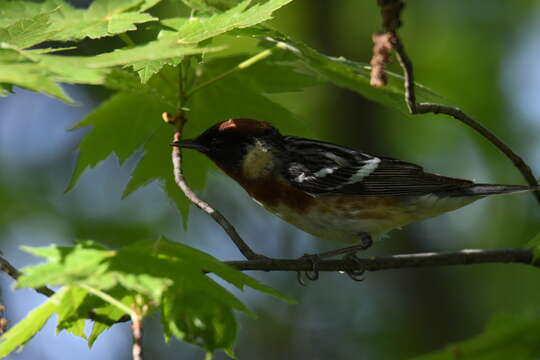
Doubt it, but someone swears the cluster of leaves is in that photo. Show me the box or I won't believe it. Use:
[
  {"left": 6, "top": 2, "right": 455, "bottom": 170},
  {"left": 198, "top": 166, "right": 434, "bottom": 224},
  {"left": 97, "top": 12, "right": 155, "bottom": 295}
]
[
  {"left": 0, "top": 238, "right": 293, "bottom": 358},
  {"left": 4, "top": 0, "right": 536, "bottom": 359}
]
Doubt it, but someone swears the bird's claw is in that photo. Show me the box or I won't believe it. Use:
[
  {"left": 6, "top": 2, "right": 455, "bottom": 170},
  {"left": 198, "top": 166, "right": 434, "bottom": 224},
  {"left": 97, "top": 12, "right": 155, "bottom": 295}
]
[
  {"left": 296, "top": 253, "right": 321, "bottom": 285},
  {"left": 343, "top": 252, "right": 366, "bottom": 281}
]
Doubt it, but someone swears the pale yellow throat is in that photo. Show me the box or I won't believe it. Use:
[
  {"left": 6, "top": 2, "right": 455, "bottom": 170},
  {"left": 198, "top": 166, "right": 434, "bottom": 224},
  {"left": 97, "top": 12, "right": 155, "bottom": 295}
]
[{"left": 241, "top": 140, "right": 276, "bottom": 179}]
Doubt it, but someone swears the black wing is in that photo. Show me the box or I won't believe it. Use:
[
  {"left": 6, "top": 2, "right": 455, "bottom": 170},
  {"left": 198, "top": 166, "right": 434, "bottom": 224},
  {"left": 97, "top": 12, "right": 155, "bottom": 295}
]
[{"left": 282, "top": 136, "right": 473, "bottom": 196}]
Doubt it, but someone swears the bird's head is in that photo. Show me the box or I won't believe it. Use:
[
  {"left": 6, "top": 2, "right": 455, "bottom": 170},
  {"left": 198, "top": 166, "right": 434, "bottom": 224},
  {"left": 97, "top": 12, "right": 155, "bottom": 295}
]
[{"left": 171, "top": 118, "right": 283, "bottom": 174}]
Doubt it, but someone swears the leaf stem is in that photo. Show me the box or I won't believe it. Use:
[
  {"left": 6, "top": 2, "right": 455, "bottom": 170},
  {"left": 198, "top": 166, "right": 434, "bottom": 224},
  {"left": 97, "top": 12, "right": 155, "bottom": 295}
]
[
  {"left": 185, "top": 48, "right": 274, "bottom": 98},
  {"left": 178, "top": 57, "right": 190, "bottom": 111},
  {"left": 79, "top": 284, "right": 136, "bottom": 319},
  {"left": 119, "top": 33, "right": 137, "bottom": 47},
  {"left": 0, "top": 254, "right": 54, "bottom": 297}
]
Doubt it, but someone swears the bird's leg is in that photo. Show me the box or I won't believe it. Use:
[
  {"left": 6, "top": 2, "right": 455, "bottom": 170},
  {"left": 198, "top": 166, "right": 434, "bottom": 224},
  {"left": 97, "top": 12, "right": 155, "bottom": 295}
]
[
  {"left": 312, "top": 232, "right": 373, "bottom": 259},
  {"left": 343, "top": 252, "right": 367, "bottom": 281},
  {"left": 296, "top": 233, "right": 372, "bottom": 284}
]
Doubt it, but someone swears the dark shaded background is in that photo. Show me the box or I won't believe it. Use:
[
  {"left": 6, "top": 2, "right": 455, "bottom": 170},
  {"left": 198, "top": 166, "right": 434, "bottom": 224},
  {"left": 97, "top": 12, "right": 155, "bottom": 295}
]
[{"left": 1, "top": 1, "right": 540, "bottom": 359}]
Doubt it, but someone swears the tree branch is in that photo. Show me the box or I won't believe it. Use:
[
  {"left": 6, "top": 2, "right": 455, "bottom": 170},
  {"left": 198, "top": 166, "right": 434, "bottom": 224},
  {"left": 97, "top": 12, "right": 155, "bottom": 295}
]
[
  {"left": 224, "top": 248, "right": 539, "bottom": 273},
  {"left": 131, "top": 305, "right": 144, "bottom": 360},
  {"left": 0, "top": 254, "right": 131, "bottom": 324},
  {"left": 373, "top": 0, "right": 540, "bottom": 203},
  {"left": 0, "top": 254, "right": 54, "bottom": 297},
  {"left": 166, "top": 113, "right": 264, "bottom": 260}
]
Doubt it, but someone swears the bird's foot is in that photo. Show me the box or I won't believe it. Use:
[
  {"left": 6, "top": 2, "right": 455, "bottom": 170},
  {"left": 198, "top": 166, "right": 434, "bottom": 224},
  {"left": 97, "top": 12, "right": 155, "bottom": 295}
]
[
  {"left": 342, "top": 252, "right": 366, "bottom": 281},
  {"left": 296, "top": 253, "right": 321, "bottom": 285},
  {"left": 296, "top": 233, "right": 372, "bottom": 284}
]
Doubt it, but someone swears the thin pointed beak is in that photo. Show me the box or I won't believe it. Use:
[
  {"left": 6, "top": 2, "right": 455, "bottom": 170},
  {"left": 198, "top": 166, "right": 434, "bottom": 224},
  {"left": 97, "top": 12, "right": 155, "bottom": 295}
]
[{"left": 170, "top": 139, "right": 208, "bottom": 152}]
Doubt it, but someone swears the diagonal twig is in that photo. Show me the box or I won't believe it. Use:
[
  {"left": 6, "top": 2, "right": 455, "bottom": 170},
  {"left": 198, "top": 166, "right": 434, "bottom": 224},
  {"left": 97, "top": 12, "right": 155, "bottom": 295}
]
[
  {"left": 131, "top": 305, "right": 144, "bottom": 360},
  {"left": 167, "top": 57, "right": 273, "bottom": 260},
  {"left": 0, "top": 254, "right": 130, "bottom": 324},
  {"left": 373, "top": 0, "right": 540, "bottom": 203},
  {"left": 0, "top": 254, "right": 54, "bottom": 297},
  {"left": 166, "top": 112, "right": 264, "bottom": 260}
]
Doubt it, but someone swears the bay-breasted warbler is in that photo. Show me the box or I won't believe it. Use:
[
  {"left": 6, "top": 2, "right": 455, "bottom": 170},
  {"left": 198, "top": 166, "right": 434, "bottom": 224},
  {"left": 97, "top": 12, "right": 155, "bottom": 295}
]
[{"left": 172, "top": 118, "right": 536, "bottom": 258}]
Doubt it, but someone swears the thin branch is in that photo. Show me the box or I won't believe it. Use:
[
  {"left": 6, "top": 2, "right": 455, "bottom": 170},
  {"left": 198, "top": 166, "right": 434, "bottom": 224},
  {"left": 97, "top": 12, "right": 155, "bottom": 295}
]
[
  {"left": 0, "top": 304, "right": 7, "bottom": 334},
  {"left": 131, "top": 305, "right": 144, "bottom": 360},
  {"left": 0, "top": 254, "right": 130, "bottom": 324},
  {"left": 0, "top": 254, "right": 54, "bottom": 297},
  {"left": 170, "top": 127, "right": 263, "bottom": 260},
  {"left": 374, "top": 0, "right": 540, "bottom": 203},
  {"left": 224, "top": 248, "right": 539, "bottom": 273},
  {"left": 370, "top": 32, "right": 393, "bottom": 87},
  {"left": 167, "top": 52, "right": 278, "bottom": 260}
]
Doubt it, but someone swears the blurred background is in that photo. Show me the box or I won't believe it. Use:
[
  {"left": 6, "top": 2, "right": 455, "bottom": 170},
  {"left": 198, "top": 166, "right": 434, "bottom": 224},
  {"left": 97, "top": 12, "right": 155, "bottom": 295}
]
[{"left": 1, "top": 0, "right": 540, "bottom": 359}]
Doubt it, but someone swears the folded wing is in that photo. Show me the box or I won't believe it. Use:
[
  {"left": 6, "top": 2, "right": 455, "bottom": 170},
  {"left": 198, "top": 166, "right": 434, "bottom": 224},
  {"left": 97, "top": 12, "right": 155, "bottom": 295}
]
[{"left": 282, "top": 136, "right": 474, "bottom": 196}]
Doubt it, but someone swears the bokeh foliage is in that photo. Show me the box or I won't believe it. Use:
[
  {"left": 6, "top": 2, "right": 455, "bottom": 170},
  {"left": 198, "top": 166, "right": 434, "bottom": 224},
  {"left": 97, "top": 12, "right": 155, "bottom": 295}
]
[{"left": 0, "top": 0, "right": 539, "bottom": 359}]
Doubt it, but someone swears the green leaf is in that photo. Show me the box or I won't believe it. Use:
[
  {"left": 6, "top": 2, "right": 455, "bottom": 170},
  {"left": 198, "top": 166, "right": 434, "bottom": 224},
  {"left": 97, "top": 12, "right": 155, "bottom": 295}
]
[
  {"left": 260, "top": 30, "right": 444, "bottom": 114},
  {"left": 21, "top": 52, "right": 110, "bottom": 86},
  {"left": 0, "top": 47, "right": 108, "bottom": 102},
  {"left": 0, "top": 62, "right": 72, "bottom": 102},
  {"left": 175, "top": 0, "right": 293, "bottom": 44},
  {"left": 18, "top": 242, "right": 114, "bottom": 289},
  {"left": 526, "top": 231, "right": 540, "bottom": 262},
  {"left": 66, "top": 89, "right": 176, "bottom": 192},
  {"left": 133, "top": 237, "right": 295, "bottom": 303},
  {"left": 56, "top": 286, "right": 89, "bottom": 338},
  {"left": 0, "top": 11, "right": 58, "bottom": 49},
  {"left": 0, "top": 290, "right": 62, "bottom": 357},
  {"left": 0, "top": 0, "right": 160, "bottom": 43},
  {"left": 0, "top": 1, "right": 53, "bottom": 28},
  {"left": 14, "top": 238, "right": 293, "bottom": 354},
  {"left": 129, "top": 238, "right": 295, "bottom": 303},
  {"left": 134, "top": 0, "right": 292, "bottom": 82},
  {"left": 86, "top": 292, "right": 134, "bottom": 347},
  {"left": 74, "top": 42, "right": 222, "bottom": 69},
  {"left": 132, "top": 57, "right": 183, "bottom": 83},
  {"left": 161, "top": 290, "right": 237, "bottom": 356},
  {"left": 0, "top": 83, "right": 12, "bottom": 96},
  {"left": 412, "top": 313, "right": 540, "bottom": 360},
  {"left": 181, "top": 0, "right": 242, "bottom": 12},
  {"left": 121, "top": 122, "right": 195, "bottom": 226}
]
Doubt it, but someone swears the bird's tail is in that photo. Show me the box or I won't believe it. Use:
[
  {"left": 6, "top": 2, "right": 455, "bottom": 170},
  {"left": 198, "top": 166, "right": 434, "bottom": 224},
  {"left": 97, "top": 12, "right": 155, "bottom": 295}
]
[{"left": 459, "top": 184, "right": 539, "bottom": 197}]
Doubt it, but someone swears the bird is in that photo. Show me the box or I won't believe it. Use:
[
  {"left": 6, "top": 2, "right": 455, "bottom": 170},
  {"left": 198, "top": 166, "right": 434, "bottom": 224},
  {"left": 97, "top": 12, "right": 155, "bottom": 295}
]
[{"left": 171, "top": 118, "right": 537, "bottom": 260}]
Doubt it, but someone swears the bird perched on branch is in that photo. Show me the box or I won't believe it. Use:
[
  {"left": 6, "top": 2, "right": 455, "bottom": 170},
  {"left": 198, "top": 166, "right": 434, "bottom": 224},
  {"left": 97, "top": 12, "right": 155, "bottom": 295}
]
[{"left": 172, "top": 118, "right": 536, "bottom": 259}]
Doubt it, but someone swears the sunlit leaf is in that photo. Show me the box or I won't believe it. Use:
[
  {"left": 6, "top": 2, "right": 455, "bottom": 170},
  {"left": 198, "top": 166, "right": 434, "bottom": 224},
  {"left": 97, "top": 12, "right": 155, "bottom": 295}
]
[
  {"left": 0, "top": 290, "right": 63, "bottom": 357},
  {"left": 12, "top": 238, "right": 293, "bottom": 355},
  {"left": 0, "top": 0, "right": 161, "bottom": 42},
  {"left": 56, "top": 286, "right": 88, "bottom": 339},
  {"left": 0, "top": 62, "right": 72, "bottom": 102},
  {"left": 0, "top": 11, "right": 58, "bottom": 48},
  {"left": 134, "top": 0, "right": 292, "bottom": 81},
  {"left": 175, "top": 0, "right": 293, "bottom": 44}
]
